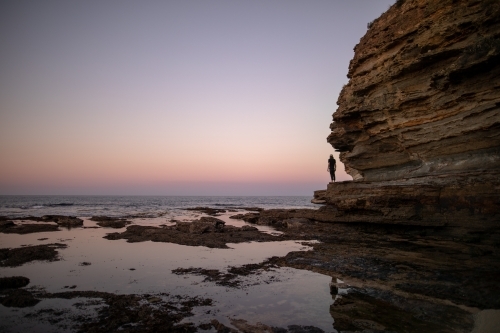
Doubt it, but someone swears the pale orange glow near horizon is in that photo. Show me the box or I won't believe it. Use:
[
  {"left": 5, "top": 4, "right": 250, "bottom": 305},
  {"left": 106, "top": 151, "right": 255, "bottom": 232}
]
[{"left": 0, "top": 1, "right": 395, "bottom": 195}]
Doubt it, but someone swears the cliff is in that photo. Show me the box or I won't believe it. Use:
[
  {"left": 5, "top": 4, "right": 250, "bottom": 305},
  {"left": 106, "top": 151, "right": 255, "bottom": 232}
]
[{"left": 320, "top": 0, "right": 500, "bottom": 229}]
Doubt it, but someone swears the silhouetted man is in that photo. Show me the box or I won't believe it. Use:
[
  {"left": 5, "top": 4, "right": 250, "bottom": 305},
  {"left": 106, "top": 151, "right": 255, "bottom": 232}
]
[{"left": 328, "top": 154, "right": 336, "bottom": 182}]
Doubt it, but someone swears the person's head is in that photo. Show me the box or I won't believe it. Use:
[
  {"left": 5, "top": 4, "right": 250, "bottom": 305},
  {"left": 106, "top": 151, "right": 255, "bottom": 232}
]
[{"left": 330, "top": 154, "right": 334, "bottom": 159}]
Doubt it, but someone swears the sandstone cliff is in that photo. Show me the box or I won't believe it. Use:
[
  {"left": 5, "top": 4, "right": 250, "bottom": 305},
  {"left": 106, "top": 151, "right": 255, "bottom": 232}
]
[{"left": 320, "top": 0, "right": 500, "bottom": 229}]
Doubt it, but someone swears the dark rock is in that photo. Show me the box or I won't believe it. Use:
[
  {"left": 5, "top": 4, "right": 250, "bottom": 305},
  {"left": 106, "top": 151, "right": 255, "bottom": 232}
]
[
  {"left": 210, "top": 319, "right": 237, "bottom": 333},
  {"left": 330, "top": 288, "right": 473, "bottom": 333},
  {"left": 284, "top": 325, "right": 325, "bottom": 333},
  {"left": 0, "top": 220, "right": 15, "bottom": 228},
  {"left": 37, "top": 290, "right": 211, "bottom": 333},
  {"left": 239, "top": 207, "right": 264, "bottom": 212},
  {"left": 185, "top": 207, "right": 226, "bottom": 216},
  {"left": 104, "top": 223, "right": 283, "bottom": 249},
  {"left": 256, "top": 216, "right": 277, "bottom": 226},
  {"left": 198, "top": 322, "right": 213, "bottom": 330},
  {"left": 241, "top": 225, "right": 258, "bottom": 231},
  {"left": 0, "top": 222, "right": 60, "bottom": 234},
  {"left": 0, "top": 289, "right": 40, "bottom": 307},
  {"left": 188, "top": 217, "right": 225, "bottom": 234},
  {"left": 175, "top": 222, "right": 191, "bottom": 233},
  {"left": 42, "top": 215, "right": 83, "bottom": 227},
  {"left": 0, "top": 276, "right": 30, "bottom": 290},
  {"left": 329, "top": 279, "right": 338, "bottom": 295},
  {"left": 229, "top": 213, "right": 260, "bottom": 223},
  {"left": 0, "top": 243, "right": 67, "bottom": 267},
  {"left": 91, "top": 216, "right": 131, "bottom": 228},
  {"left": 173, "top": 261, "right": 280, "bottom": 288},
  {"left": 283, "top": 218, "right": 311, "bottom": 229},
  {"left": 322, "top": 174, "right": 500, "bottom": 228}
]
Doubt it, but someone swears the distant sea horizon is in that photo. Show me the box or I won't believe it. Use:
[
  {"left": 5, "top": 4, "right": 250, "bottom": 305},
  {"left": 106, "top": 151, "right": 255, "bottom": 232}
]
[{"left": 0, "top": 195, "right": 316, "bottom": 218}]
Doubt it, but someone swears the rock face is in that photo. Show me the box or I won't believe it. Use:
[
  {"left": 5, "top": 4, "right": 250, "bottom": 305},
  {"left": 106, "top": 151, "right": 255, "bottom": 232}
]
[
  {"left": 329, "top": 0, "right": 500, "bottom": 182},
  {"left": 323, "top": 0, "right": 500, "bottom": 228}
]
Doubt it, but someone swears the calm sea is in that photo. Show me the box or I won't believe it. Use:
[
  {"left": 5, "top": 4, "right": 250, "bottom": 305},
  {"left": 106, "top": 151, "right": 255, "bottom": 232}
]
[{"left": 0, "top": 195, "right": 316, "bottom": 218}]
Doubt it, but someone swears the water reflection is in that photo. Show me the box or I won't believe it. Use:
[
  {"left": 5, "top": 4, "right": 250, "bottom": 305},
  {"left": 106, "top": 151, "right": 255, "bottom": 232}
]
[{"left": 0, "top": 214, "right": 334, "bottom": 331}]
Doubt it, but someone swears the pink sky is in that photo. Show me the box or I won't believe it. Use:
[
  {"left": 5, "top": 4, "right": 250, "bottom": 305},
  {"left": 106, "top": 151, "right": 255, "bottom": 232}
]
[{"left": 0, "top": 0, "right": 395, "bottom": 195}]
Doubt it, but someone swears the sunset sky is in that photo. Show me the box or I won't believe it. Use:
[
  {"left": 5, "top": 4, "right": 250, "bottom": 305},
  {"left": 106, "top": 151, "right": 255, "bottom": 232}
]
[{"left": 0, "top": 0, "right": 394, "bottom": 195}]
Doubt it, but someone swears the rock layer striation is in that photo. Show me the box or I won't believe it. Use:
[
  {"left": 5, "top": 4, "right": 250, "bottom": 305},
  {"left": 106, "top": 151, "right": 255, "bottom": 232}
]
[{"left": 323, "top": 0, "right": 500, "bottom": 228}]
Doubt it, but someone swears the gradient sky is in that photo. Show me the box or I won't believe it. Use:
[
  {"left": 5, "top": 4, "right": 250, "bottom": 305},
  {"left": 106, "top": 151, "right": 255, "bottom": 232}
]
[{"left": 0, "top": 0, "right": 394, "bottom": 196}]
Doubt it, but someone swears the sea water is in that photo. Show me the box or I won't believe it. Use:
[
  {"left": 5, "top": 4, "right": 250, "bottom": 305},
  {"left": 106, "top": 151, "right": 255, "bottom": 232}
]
[
  {"left": 0, "top": 196, "right": 336, "bottom": 332},
  {"left": 0, "top": 195, "right": 316, "bottom": 218}
]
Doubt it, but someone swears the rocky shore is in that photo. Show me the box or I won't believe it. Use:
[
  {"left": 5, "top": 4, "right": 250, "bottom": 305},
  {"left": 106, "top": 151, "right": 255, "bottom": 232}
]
[
  {"left": 2, "top": 0, "right": 500, "bottom": 331},
  {"left": 1, "top": 206, "right": 498, "bottom": 332},
  {"left": 103, "top": 216, "right": 278, "bottom": 248}
]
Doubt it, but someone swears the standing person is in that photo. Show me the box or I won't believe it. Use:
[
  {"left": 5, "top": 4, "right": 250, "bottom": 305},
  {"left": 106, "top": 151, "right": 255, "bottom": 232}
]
[{"left": 328, "top": 154, "right": 336, "bottom": 182}]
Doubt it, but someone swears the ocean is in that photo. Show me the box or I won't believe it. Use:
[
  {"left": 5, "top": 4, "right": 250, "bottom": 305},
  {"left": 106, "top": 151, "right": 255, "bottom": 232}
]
[{"left": 0, "top": 195, "right": 316, "bottom": 218}]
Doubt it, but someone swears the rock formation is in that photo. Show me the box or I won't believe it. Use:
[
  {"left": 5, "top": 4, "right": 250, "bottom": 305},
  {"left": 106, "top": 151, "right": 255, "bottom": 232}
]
[{"left": 320, "top": 0, "right": 500, "bottom": 230}]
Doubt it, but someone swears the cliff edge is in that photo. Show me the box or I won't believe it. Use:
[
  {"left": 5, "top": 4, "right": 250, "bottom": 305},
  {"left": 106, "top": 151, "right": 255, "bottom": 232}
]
[{"left": 320, "top": 0, "right": 500, "bottom": 229}]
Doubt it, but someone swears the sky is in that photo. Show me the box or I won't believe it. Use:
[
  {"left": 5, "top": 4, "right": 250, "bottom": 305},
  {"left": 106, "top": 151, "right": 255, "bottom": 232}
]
[{"left": 0, "top": 0, "right": 395, "bottom": 196}]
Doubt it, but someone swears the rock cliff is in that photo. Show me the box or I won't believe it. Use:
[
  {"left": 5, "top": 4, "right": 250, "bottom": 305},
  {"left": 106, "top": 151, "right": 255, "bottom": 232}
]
[{"left": 321, "top": 0, "right": 500, "bottom": 229}]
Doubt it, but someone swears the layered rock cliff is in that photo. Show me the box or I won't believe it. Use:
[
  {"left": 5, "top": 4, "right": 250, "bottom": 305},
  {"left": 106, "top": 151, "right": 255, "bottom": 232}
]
[{"left": 321, "top": 0, "right": 500, "bottom": 229}]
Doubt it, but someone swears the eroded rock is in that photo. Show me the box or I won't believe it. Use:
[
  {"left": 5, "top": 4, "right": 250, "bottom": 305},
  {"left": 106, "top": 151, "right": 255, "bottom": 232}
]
[
  {"left": 0, "top": 223, "right": 60, "bottom": 234},
  {"left": 330, "top": 288, "right": 473, "bottom": 333},
  {"left": 0, "top": 276, "right": 30, "bottom": 290},
  {"left": 172, "top": 261, "right": 280, "bottom": 288},
  {"left": 0, "top": 243, "right": 67, "bottom": 267},
  {"left": 283, "top": 218, "right": 312, "bottom": 229},
  {"left": 185, "top": 207, "right": 226, "bottom": 216},
  {"left": 176, "top": 217, "right": 225, "bottom": 234},
  {"left": 229, "top": 212, "right": 260, "bottom": 223},
  {"left": 328, "top": 0, "right": 500, "bottom": 182},
  {"left": 0, "top": 220, "right": 15, "bottom": 228},
  {"left": 42, "top": 215, "right": 83, "bottom": 227},
  {"left": 322, "top": 0, "right": 500, "bottom": 227},
  {"left": 0, "top": 289, "right": 40, "bottom": 308},
  {"left": 104, "top": 221, "right": 282, "bottom": 248},
  {"left": 36, "top": 290, "right": 212, "bottom": 333},
  {"left": 90, "top": 216, "right": 131, "bottom": 228}
]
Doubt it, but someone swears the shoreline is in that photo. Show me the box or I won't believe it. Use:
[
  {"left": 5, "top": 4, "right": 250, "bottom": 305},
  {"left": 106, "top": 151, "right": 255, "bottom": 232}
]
[{"left": 1, "top": 207, "right": 499, "bottom": 332}]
